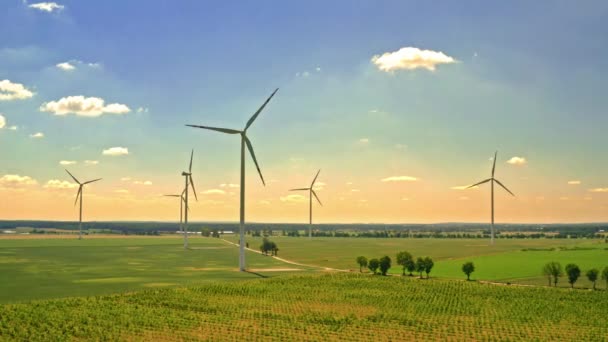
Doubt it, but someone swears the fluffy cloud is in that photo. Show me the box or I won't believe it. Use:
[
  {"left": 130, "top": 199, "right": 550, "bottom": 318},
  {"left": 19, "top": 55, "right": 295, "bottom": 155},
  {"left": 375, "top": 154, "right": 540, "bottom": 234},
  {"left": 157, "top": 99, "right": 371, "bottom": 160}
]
[
  {"left": 202, "top": 189, "right": 226, "bottom": 195},
  {"left": 102, "top": 147, "right": 129, "bottom": 156},
  {"left": 28, "top": 2, "right": 64, "bottom": 12},
  {"left": 120, "top": 177, "right": 132, "bottom": 181},
  {"left": 44, "top": 179, "right": 77, "bottom": 189},
  {"left": 280, "top": 194, "right": 306, "bottom": 203},
  {"left": 506, "top": 157, "right": 527, "bottom": 166},
  {"left": 0, "top": 80, "right": 34, "bottom": 101},
  {"left": 451, "top": 185, "right": 477, "bottom": 190},
  {"left": 371, "top": 47, "right": 456, "bottom": 72},
  {"left": 219, "top": 183, "right": 239, "bottom": 188},
  {"left": 589, "top": 188, "right": 608, "bottom": 193},
  {"left": 30, "top": 132, "right": 44, "bottom": 139},
  {"left": 359, "top": 138, "right": 370, "bottom": 144},
  {"left": 56, "top": 62, "right": 75, "bottom": 71},
  {"left": 381, "top": 176, "right": 418, "bottom": 182},
  {"left": 40, "top": 96, "right": 131, "bottom": 117},
  {"left": 0, "top": 174, "right": 38, "bottom": 188},
  {"left": 59, "top": 160, "right": 77, "bottom": 166},
  {"left": 0, "top": 114, "right": 5, "bottom": 129},
  {"left": 567, "top": 180, "right": 581, "bottom": 185},
  {"left": 133, "top": 180, "right": 152, "bottom": 185},
  {"left": 84, "top": 160, "right": 99, "bottom": 166}
]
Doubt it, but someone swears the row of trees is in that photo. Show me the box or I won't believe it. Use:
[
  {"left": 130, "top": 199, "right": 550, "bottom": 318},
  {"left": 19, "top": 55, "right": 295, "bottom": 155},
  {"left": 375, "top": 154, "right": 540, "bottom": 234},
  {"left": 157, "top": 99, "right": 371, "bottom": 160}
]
[
  {"left": 356, "top": 252, "right": 435, "bottom": 278},
  {"left": 260, "top": 238, "right": 279, "bottom": 256},
  {"left": 542, "top": 262, "right": 608, "bottom": 289}
]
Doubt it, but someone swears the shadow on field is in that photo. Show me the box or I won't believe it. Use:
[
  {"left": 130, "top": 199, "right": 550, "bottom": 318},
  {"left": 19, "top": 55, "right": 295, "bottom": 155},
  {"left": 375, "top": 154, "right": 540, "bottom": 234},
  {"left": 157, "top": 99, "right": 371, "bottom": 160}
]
[{"left": 244, "top": 270, "right": 269, "bottom": 278}]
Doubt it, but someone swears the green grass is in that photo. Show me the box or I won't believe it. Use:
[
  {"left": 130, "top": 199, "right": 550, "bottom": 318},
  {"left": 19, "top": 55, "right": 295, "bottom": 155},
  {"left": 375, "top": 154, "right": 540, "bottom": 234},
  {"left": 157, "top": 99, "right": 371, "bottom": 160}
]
[
  {"left": 1, "top": 273, "right": 606, "bottom": 341},
  {"left": 0, "top": 236, "right": 314, "bottom": 303}
]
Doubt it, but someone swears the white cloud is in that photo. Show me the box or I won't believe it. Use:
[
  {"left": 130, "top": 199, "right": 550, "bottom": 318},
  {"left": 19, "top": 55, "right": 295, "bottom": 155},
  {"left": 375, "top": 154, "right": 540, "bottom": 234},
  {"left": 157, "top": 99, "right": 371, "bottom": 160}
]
[
  {"left": 381, "top": 176, "right": 418, "bottom": 182},
  {"left": 371, "top": 47, "right": 456, "bottom": 72},
  {"left": 40, "top": 96, "right": 131, "bottom": 117},
  {"left": 567, "top": 180, "right": 581, "bottom": 185},
  {"left": 133, "top": 180, "right": 152, "bottom": 185},
  {"left": 28, "top": 2, "right": 64, "bottom": 12},
  {"left": 506, "top": 157, "right": 527, "bottom": 166},
  {"left": 202, "top": 189, "right": 226, "bottom": 195},
  {"left": 56, "top": 62, "right": 75, "bottom": 71},
  {"left": 84, "top": 160, "right": 99, "bottom": 166},
  {"left": 136, "top": 107, "right": 149, "bottom": 113},
  {"left": 44, "top": 179, "right": 77, "bottom": 189},
  {"left": 0, "top": 80, "right": 34, "bottom": 101},
  {"left": 30, "top": 132, "right": 44, "bottom": 139},
  {"left": 589, "top": 188, "right": 608, "bottom": 193},
  {"left": 313, "top": 181, "right": 326, "bottom": 191},
  {"left": 8, "top": 126, "right": 17, "bottom": 130},
  {"left": 280, "top": 194, "right": 306, "bottom": 203},
  {"left": 120, "top": 177, "right": 132, "bottom": 181},
  {"left": 0, "top": 174, "right": 38, "bottom": 188},
  {"left": 359, "top": 138, "right": 369, "bottom": 144},
  {"left": 102, "top": 147, "right": 129, "bottom": 156},
  {"left": 451, "top": 185, "right": 477, "bottom": 190},
  {"left": 59, "top": 160, "right": 77, "bottom": 166},
  {"left": 219, "top": 183, "right": 239, "bottom": 188},
  {"left": 114, "top": 189, "right": 129, "bottom": 194},
  {"left": 0, "top": 114, "right": 5, "bottom": 129}
]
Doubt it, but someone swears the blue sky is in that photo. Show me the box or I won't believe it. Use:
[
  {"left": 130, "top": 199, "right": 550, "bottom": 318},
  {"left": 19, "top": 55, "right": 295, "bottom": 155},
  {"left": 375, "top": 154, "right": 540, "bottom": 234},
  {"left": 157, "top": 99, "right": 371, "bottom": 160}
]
[{"left": 1, "top": 1, "right": 608, "bottom": 222}]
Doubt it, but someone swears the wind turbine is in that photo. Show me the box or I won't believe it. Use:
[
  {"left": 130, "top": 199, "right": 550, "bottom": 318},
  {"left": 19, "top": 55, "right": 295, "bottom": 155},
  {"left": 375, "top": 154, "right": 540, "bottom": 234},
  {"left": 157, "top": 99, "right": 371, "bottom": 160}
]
[
  {"left": 466, "top": 151, "right": 515, "bottom": 245},
  {"left": 65, "top": 169, "right": 101, "bottom": 240},
  {"left": 290, "top": 169, "right": 323, "bottom": 239},
  {"left": 186, "top": 88, "right": 278, "bottom": 271},
  {"left": 163, "top": 189, "right": 188, "bottom": 235},
  {"left": 181, "top": 149, "right": 198, "bottom": 249}
]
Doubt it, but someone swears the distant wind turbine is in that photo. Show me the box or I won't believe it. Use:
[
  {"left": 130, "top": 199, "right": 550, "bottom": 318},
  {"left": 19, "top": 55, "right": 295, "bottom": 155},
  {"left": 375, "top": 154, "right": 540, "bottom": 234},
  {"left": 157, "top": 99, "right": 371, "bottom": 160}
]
[
  {"left": 181, "top": 150, "right": 198, "bottom": 249},
  {"left": 290, "top": 169, "right": 323, "bottom": 239},
  {"left": 65, "top": 169, "right": 101, "bottom": 240},
  {"left": 186, "top": 88, "right": 278, "bottom": 271},
  {"left": 163, "top": 189, "right": 188, "bottom": 235},
  {"left": 466, "top": 151, "right": 515, "bottom": 245}
]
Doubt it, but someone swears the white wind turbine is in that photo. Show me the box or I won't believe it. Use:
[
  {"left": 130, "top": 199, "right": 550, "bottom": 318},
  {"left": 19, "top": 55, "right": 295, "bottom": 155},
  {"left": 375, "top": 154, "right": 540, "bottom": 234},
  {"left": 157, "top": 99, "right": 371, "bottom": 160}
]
[
  {"left": 163, "top": 188, "right": 188, "bottom": 235},
  {"left": 181, "top": 149, "right": 198, "bottom": 249},
  {"left": 65, "top": 169, "right": 101, "bottom": 240},
  {"left": 466, "top": 151, "right": 515, "bottom": 245},
  {"left": 186, "top": 88, "right": 278, "bottom": 271},
  {"left": 290, "top": 169, "right": 323, "bottom": 239}
]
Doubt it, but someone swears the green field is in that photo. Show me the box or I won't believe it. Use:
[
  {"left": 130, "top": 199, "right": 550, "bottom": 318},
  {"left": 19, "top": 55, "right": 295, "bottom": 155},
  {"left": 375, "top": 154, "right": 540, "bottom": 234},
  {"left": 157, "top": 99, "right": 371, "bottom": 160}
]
[
  {"left": 0, "top": 236, "right": 314, "bottom": 303},
  {"left": 1, "top": 273, "right": 606, "bottom": 341}
]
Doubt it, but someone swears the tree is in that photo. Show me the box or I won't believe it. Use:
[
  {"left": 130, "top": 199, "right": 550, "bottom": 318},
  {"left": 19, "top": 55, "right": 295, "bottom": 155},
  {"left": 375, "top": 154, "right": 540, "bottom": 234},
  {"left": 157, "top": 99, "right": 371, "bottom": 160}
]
[
  {"left": 423, "top": 257, "right": 434, "bottom": 279},
  {"left": 416, "top": 257, "right": 425, "bottom": 279},
  {"left": 542, "top": 262, "right": 563, "bottom": 287},
  {"left": 356, "top": 256, "right": 368, "bottom": 273},
  {"left": 586, "top": 269, "right": 599, "bottom": 290},
  {"left": 405, "top": 258, "right": 416, "bottom": 276},
  {"left": 379, "top": 256, "right": 391, "bottom": 276},
  {"left": 396, "top": 251, "right": 413, "bottom": 276},
  {"left": 565, "top": 264, "right": 581, "bottom": 288},
  {"left": 368, "top": 258, "right": 380, "bottom": 274},
  {"left": 462, "top": 262, "right": 475, "bottom": 281},
  {"left": 602, "top": 267, "right": 608, "bottom": 290}
]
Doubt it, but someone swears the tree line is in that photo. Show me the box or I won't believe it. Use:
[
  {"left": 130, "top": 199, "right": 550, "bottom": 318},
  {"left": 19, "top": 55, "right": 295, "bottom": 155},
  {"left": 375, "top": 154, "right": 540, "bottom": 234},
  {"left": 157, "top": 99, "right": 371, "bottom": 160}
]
[
  {"left": 543, "top": 262, "right": 608, "bottom": 289},
  {"left": 356, "top": 252, "right": 437, "bottom": 279}
]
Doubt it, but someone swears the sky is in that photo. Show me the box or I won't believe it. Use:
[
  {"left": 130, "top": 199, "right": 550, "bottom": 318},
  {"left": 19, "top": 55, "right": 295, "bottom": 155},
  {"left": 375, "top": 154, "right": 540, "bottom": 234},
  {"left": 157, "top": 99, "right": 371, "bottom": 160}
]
[{"left": 1, "top": 1, "right": 608, "bottom": 224}]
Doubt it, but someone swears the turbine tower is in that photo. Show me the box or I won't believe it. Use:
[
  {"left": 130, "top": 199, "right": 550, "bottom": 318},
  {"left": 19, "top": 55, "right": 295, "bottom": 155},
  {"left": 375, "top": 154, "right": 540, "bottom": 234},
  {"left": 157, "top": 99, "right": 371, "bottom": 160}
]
[
  {"left": 466, "top": 151, "right": 515, "bottom": 245},
  {"left": 289, "top": 169, "right": 323, "bottom": 239},
  {"left": 186, "top": 88, "right": 278, "bottom": 271},
  {"left": 65, "top": 169, "right": 101, "bottom": 240},
  {"left": 164, "top": 189, "right": 188, "bottom": 235},
  {"left": 181, "top": 150, "right": 198, "bottom": 249}
]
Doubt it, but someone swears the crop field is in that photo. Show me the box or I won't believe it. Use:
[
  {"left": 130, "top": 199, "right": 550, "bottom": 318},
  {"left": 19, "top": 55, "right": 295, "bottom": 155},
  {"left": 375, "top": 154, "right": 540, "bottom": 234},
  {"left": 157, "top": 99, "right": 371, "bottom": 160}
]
[
  {"left": 229, "top": 236, "right": 607, "bottom": 287},
  {"left": 1, "top": 273, "right": 606, "bottom": 341},
  {"left": 0, "top": 236, "right": 314, "bottom": 303}
]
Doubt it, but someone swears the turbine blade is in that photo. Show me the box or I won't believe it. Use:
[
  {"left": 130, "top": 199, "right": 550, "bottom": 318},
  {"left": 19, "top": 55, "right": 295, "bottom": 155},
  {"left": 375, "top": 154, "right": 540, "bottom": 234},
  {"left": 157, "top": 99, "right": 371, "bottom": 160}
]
[
  {"left": 189, "top": 149, "right": 194, "bottom": 173},
  {"left": 186, "top": 125, "right": 241, "bottom": 134},
  {"left": 245, "top": 88, "right": 279, "bottom": 131},
  {"left": 467, "top": 178, "right": 492, "bottom": 189},
  {"left": 244, "top": 136, "right": 265, "bottom": 186},
  {"left": 492, "top": 151, "right": 497, "bottom": 177},
  {"left": 494, "top": 179, "right": 515, "bottom": 196},
  {"left": 65, "top": 169, "right": 81, "bottom": 185},
  {"left": 311, "top": 169, "right": 321, "bottom": 187},
  {"left": 312, "top": 189, "right": 323, "bottom": 206},
  {"left": 83, "top": 178, "right": 102, "bottom": 185},
  {"left": 74, "top": 186, "right": 82, "bottom": 207},
  {"left": 290, "top": 188, "right": 310, "bottom": 191},
  {"left": 189, "top": 175, "right": 198, "bottom": 201}
]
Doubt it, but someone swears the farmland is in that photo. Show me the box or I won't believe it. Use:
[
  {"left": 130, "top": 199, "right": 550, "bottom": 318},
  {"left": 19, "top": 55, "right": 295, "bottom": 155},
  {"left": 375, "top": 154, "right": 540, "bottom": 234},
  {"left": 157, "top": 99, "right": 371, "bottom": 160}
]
[{"left": 1, "top": 273, "right": 607, "bottom": 341}]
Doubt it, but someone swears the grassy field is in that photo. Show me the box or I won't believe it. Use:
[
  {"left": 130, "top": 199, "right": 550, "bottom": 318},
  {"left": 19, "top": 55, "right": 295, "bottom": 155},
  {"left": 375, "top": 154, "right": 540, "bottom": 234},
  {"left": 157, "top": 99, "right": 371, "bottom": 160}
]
[
  {"left": 1, "top": 273, "right": 606, "bottom": 341},
  {"left": 231, "top": 236, "right": 607, "bottom": 287},
  {"left": 0, "top": 235, "right": 313, "bottom": 303}
]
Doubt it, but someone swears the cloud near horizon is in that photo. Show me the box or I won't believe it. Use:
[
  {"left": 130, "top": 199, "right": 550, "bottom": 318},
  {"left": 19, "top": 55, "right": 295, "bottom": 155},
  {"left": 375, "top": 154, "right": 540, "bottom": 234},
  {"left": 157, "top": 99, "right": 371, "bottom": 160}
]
[
  {"left": 40, "top": 96, "right": 130, "bottom": 117},
  {"left": 44, "top": 179, "right": 77, "bottom": 189},
  {"left": 0, "top": 174, "right": 38, "bottom": 188},
  {"left": 202, "top": 189, "right": 226, "bottom": 195},
  {"left": 589, "top": 188, "right": 608, "bottom": 193},
  {"left": 102, "top": 147, "right": 129, "bottom": 156},
  {"left": 0, "top": 80, "right": 34, "bottom": 101},
  {"left": 506, "top": 156, "right": 527, "bottom": 166},
  {"left": 371, "top": 47, "right": 457, "bottom": 72},
  {"left": 381, "top": 176, "right": 418, "bottom": 182}
]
